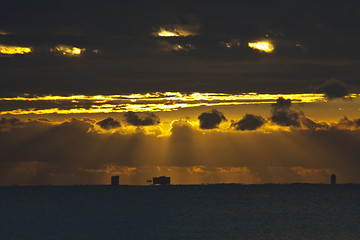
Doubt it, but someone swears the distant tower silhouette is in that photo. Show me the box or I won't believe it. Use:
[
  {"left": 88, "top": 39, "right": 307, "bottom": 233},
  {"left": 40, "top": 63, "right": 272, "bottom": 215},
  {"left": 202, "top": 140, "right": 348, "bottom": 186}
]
[
  {"left": 153, "top": 176, "right": 170, "bottom": 185},
  {"left": 111, "top": 176, "right": 119, "bottom": 186},
  {"left": 331, "top": 174, "right": 336, "bottom": 184}
]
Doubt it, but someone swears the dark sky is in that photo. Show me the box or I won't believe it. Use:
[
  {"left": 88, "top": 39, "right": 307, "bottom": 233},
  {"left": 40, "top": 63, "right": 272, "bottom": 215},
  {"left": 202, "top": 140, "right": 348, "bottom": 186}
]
[
  {"left": 1, "top": 0, "right": 360, "bottom": 96},
  {"left": 1, "top": 1, "right": 360, "bottom": 185}
]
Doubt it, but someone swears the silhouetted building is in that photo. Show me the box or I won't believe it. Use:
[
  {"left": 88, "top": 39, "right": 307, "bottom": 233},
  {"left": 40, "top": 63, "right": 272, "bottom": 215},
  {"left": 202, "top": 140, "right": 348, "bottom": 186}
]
[
  {"left": 153, "top": 176, "right": 170, "bottom": 185},
  {"left": 111, "top": 176, "right": 119, "bottom": 185},
  {"left": 331, "top": 174, "right": 336, "bottom": 184}
]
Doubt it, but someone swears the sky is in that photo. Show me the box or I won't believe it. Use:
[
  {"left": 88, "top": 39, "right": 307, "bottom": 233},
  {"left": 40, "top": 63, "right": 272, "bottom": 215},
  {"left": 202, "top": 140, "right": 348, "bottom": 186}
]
[{"left": 1, "top": 0, "right": 360, "bottom": 185}]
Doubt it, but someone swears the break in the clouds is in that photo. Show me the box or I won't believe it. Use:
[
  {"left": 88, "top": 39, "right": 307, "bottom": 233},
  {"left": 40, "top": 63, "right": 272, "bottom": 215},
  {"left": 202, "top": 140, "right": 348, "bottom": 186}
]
[
  {"left": 50, "top": 45, "right": 85, "bottom": 56},
  {"left": 96, "top": 117, "right": 121, "bottom": 130},
  {"left": 153, "top": 19, "right": 200, "bottom": 37},
  {"left": 154, "top": 26, "right": 197, "bottom": 37},
  {"left": 124, "top": 112, "right": 160, "bottom": 126},
  {"left": 0, "top": 93, "right": 330, "bottom": 115},
  {"left": 248, "top": 41, "right": 274, "bottom": 53},
  {"left": 0, "top": 45, "right": 32, "bottom": 55},
  {"left": 232, "top": 114, "right": 266, "bottom": 131},
  {"left": 314, "top": 80, "right": 350, "bottom": 99},
  {"left": 198, "top": 109, "right": 226, "bottom": 129}
]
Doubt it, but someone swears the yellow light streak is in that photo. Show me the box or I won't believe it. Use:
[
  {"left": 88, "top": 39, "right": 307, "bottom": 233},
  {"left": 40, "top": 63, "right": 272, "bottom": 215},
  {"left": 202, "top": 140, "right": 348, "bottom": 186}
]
[
  {"left": 248, "top": 41, "right": 274, "bottom": 53},
  {"left": 0, "top": 92, "right": 340, "bottom": 115},
  {"left": 157, "top": 28, "right": 181, "bottom": 37},
  {"left": 154, "top": 26, "right": 196, "bottom": 37},
  {"left": 0, "top": 45, "right": 32, "bottom": 55},
  {"left": 0, "top": 93, "right": 328, "bottom": 103},
  {"left": 51, "top": 45, "right": 85, "bottom": 56}
]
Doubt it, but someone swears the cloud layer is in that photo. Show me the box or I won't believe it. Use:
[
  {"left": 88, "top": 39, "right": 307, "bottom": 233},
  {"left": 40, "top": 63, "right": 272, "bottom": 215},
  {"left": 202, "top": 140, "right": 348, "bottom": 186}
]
[
  {"left": 1, "top": 1, "right": 360, "bottom": 96},
  {"left": 0, "top": 93, "right": 328, "bottom": 115},
  {"left": 1, "top": 116, "right": 360, "bottom": 185}
]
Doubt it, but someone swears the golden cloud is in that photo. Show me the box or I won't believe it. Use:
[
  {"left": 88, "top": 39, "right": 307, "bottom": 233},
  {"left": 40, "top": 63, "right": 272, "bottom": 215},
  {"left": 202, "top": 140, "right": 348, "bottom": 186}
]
[
  {"left": 248, "top": 41, "right": 274, "bottom": 53},
  {"left": 0, "top": 92, "right": 334, "bottom": 115},
  {"left": 153, "top": 24, "right": 199, "bottom": 37},
  {"left": 51, "top": 45, "right": 85, "bottom": 56},
  {"left": 0, "top": 45, "right": 32, "bottom": 55}
]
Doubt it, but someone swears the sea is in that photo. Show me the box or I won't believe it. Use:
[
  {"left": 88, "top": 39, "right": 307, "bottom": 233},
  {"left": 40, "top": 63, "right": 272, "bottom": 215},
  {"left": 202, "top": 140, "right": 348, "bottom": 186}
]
[{"left": 1, "top": 184, "right": 359, "bottom": 239}]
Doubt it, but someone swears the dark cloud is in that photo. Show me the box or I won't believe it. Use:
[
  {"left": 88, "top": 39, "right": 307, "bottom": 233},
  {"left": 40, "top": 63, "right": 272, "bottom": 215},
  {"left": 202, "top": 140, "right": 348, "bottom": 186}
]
[
  {"left": 272, "top": 97, "right": 292, "bottom": 110},
  {"left": 231, "top": 114, "right": 265, "bottom": 131},
  {"left": 314, "top": 80, "right": 350, "bottom": 99},
  {"left": 299, "top": 115, "right": 329, "bottom": 130},
  {"left": 37, "top": 118, "right": 50, "bottom": 122},
  {"left": 0, "top": 118, "right": 52, "bottom": 133},
  {"left": 356, "top": 119, "right": 360, "bottom": 126},
  {"left": 96, "top": 117, "right": 121, "bottom": 130},
  {"left": 0, "top": 117, "right": 21, "bottom": 125},
  {"left": 198, "top": 109, "right": 226, "bottom": 129},
  {"left": 335, "top": 117, "right": 360, "bottom": 130},
  {"left": 124, "top": 112, "right": 160, "bottom": 126},
  {"left": 270, "top": 98, "right": 301, "bottom": 127},
  {"left": 269, "top": 98, "right": 330, "bottom": 130},
  {"left": 54, "top": 118, "right": 94, "bottom": 133}
]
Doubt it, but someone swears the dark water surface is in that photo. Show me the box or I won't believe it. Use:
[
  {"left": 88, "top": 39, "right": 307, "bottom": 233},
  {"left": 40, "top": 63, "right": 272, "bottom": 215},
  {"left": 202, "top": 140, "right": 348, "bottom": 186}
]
[{"left": 1, "top": 184, "right": 359, "bottom": 239}]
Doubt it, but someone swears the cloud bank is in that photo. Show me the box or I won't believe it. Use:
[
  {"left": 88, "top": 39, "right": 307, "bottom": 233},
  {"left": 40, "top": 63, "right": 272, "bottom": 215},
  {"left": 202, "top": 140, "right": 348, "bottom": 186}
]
[{"left": 1, "top": 117, "right": 360, "bottom": 185}]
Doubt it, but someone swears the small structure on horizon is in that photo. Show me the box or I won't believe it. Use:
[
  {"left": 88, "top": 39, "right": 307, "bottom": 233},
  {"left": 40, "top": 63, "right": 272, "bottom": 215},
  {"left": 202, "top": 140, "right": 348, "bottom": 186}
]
[
  {"left": 331, "top": 174, "right": 336, "bottom": 184},
  {"left": 111, "top": 176, "right": 119, "bottom": 186},
  {"left": 153, "top": 176, "right": 170, "bottom": 185}
]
